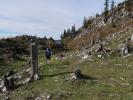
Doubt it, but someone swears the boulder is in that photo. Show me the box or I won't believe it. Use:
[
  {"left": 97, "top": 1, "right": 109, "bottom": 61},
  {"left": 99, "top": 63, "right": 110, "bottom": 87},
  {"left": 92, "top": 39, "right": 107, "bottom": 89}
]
[
  {"left": 82, "top": 55, "right": 88, "bottom": 60},
  {"left": 35, "top": 97, "right": 42, "bottom": 100},
  {"left": 119, "top": 43, "right": 128, "bottom": 56},
  {"left": 34, "top": 74, "right": 40, "bottom": 80},
  {"left": 131, "top": 34, "right": 133, "bottom": 42},
  {"left": 46, "top": 94, "right": 51, "bottom": 99},
  {"left": 2, "top": 87, "right": 7, "bottom": 93},
  {"left": 98, "top": 55, "right": 102, "bottom": 58},
  {"left": 0, "top": 80, "right": 4, "bottom": 89},
  {"left": 23, "top": 78, "right": 31, "bottom": 84}
]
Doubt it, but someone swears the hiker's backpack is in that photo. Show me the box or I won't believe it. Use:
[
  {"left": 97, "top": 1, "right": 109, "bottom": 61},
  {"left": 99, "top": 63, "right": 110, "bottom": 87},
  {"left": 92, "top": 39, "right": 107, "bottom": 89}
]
[{"left": 45, "top": 48, "right": 51, "bottom": 56}]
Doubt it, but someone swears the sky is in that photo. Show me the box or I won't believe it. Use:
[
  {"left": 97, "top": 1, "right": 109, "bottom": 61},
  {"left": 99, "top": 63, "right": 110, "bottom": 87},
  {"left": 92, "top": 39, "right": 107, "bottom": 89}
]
[{"left": 0, "top": 0, "right": 124, "bottom": 39}]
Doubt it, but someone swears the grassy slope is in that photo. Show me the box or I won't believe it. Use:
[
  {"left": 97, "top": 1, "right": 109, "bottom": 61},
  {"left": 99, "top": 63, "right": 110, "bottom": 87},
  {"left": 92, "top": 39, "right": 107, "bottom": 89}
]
[
  {"left": 0, "top": 58, "right": 27, "bottom": 76},
  {"left": 0, "top": 50, "right": 133, "bottom": 100}
]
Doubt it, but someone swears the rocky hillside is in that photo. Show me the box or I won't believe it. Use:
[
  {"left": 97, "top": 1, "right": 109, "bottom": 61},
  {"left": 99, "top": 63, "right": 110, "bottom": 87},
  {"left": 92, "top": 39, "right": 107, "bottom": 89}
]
[{"left": 62, "top": 0, "right": 133, "bottom": 50}]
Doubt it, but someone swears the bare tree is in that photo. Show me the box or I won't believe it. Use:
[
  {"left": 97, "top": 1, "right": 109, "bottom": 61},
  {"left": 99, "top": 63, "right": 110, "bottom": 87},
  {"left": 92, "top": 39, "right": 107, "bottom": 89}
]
[{"left": 30, "top": 42, "right": 39, "bottom": 81}]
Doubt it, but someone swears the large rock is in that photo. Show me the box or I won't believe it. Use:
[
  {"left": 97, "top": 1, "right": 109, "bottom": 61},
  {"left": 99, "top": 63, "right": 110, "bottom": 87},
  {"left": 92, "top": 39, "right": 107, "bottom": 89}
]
[
  {"left": 23, "top": 78, "right": 31, "bottom": 84},
  {"left": 82, "top": 55, "right": 88, "bottom": 60},
  {"left": 119, "top": 42, "right": 128, "bottom": 56},
  {"left": 34, "top": 74, "right": 40, "bottom": 80},
  {"left": 131, "top": 34, "right": 133, "bottom": 42},
  {"left": 35, "top": 97, "right": 42, "bottom": 100},
  {"left": 2, "top": 87, "right": 7, "bottom": 93},
  {"left": 0, "top": 79, "right": 4, "bottom": 89}
]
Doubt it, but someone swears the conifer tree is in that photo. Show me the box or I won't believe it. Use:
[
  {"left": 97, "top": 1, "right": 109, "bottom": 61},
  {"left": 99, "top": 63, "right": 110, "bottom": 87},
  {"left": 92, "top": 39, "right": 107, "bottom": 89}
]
[
  {"left": 67, "top": 28, "right": 71, "bottom": 36},
  {"left": 83, "top": 17, "right": 87, "bottom": 27},
  {"left": 71, "top": 25, "right": 76, "bottom": 37},
  {"left": 111, "top": 0, "right": 116, "bottom": 26},
  {"left": 125, "top": 0, "right": 133, "bottom": 12},
  {"left": 111, "top": 0, "right": 115, "bottom": 13},
  {"left": 63, "top": 29, "right": 67, "bottom": 38},
  {"left": 104, "top": 0, "right": 109, "bottom": 23}
]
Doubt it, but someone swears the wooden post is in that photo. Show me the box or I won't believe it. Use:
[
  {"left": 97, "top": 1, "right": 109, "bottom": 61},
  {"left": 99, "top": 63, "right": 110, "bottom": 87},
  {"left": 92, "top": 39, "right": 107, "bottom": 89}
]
[
  {"left": 30, "top": 42, "right": 39, "bottom": 81},
  {"left": 74, "top": 68, "right": 82, "bottom": 80}
]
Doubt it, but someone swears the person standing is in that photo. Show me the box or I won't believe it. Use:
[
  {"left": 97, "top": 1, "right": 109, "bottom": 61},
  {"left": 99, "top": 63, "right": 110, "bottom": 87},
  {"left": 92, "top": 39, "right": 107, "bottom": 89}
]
[{"left": 45, "top": 46, "right": 52, "bottom": 64}]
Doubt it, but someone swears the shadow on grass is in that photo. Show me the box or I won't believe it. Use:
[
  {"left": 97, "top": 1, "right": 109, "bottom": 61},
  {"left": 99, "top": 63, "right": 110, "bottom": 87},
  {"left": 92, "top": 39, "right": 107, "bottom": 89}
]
[
  {"left": 45, "top": 71, "right": 73, "bottom": 77},
  {"left": 80, "top": 74, "right": 97, "bottom": 81},
  {"left": 13, "top": 58, "right": 27, "bottom": 61},
  {"left": 39, "top": 74, "right": 45, "bottom": 80}
]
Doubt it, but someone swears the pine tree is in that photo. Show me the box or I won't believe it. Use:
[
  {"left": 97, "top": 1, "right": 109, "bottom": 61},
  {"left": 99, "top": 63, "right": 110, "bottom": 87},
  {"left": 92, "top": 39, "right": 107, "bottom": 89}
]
[
  {"left": 67, "top": 28, "right": 71, "bottom": 36},
  {"left": 111, "top": 0, "right": 115, "bottom": 13},
  {"left": 124, "top": 0, "right": 133, "bottom": 17},
  {"left": 61, "top": 29, "right": 67, "bottom": 43},
  {"left": 63, "top": 29, "right": 67, "bottom": 37},
  {"left": 111, "top": 0, "right": 116, "bottom": 26},
  {"left": 71, "top": 25, "right": 76, "bottom": 37},
  {"left": 83, "top": 17, "right": 87, "bottom": 27},
  {"left": 125, "top": 0, "right": 133, "bottom": 12},
  {"left": 104, "top": 0, "right": 109, "bottom": 23}
]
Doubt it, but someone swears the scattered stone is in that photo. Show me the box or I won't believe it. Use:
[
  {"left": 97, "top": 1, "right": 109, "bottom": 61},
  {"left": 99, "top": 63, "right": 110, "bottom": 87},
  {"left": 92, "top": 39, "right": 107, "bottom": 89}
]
[
  {"left": 55, "top": 57, "right": 58, "bottom": 60},
  {"left": 46, "top": 94, "right": 51, "bottom": 99},
  {"left": 121, "top": 83, "right": 130, "bottom": 86},
  {"left": 34, "top": 74, "right": 40, "bottom": 80},
  {"left": 98, "top": 55, "right": 102, "bottom": 58},
  {"left": 4, "top": 96, "right": 10, "bottom": 100},
  {"left": 71, "top": 75, "right": 77, "bottom": 80},
  {"left": 131, "top": 34, "right": 133, "bottom": 41},
  {"left": 114, "top": 64, "right": 123, "bottom": 66},
  {"left": 0, "top": 80, "right": 4, "bottom": 89},
  {"left": 17, "top": 75, "right": 22, "bottom": 80},
  {"left": 82, "top": 55, "right": 88, "bottom": 60},
  {"left": 35, "top": 97, "right": 42, "bottom": 100},
  {"left": 14, "top": 73, "right": 22, "bottom": 80},
  {"left": 26, "top": 68, "right": 32, "bottom": 73},
  {"left": 102, "top": 56, "right": 104, "bottom": 59},
  {"left": 109, "top": 94, "right": 120, "bottom": 98},
  {"left": 16, "top": 82, "right": 22, "bottom": 85},
  {"left": 40, "top": 93, "right": 52, "bottom": 100},
  {"left": 120, "top": 77, "right": 125, "bottom": 81},
  {"left": 119, "top": 42, "right": 128, "bottom": 56},
  {"left": 23, "top": 78, "right": 31, "bottom": 84},
  {"left": 112, "top": 34, "right": 117, "bottom": 38},
  {"left": 88, "top": 58, "right": 94, "bottom": 61},
  {"left": 2, "top": 87, "right": 7, "bottom": 93}
]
